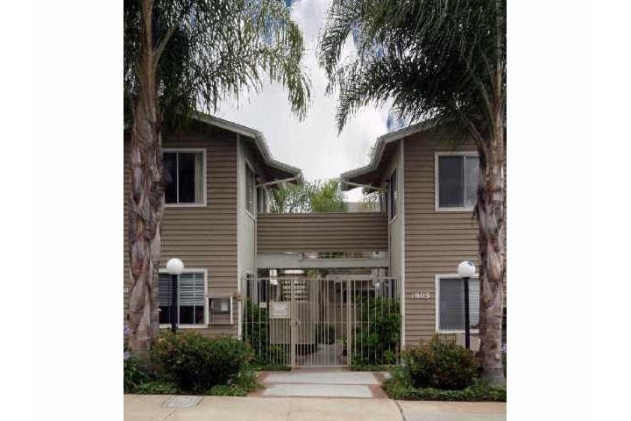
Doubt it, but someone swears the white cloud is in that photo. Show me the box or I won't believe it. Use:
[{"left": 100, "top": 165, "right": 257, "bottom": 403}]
[{"left": 215, "top": 0, "right": 389, "bottom": 202}]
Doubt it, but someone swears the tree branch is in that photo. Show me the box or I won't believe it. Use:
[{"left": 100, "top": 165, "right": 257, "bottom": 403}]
[{"left": 154, "top": 0, "right": 194, "bottom": 65}]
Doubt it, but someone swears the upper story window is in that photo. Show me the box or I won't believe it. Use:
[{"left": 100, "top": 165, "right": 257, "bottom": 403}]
[
  {"left": 163, "top": 150, "right": 206, "bottom": 205},
  {"left": 245, "top": 164, "right": 255, "bottom": 215},
  {"left": 389, "top": 169, "right": 398, "bottom": 220},
  {"left": 436, "top": 153, "right": 479, "bottom": 211},
  {"left": 159, "top": 271, "right": 206, "bottom": 326},
  {"left": 436, "top": 275, "right": 480, "bottom": 333}
]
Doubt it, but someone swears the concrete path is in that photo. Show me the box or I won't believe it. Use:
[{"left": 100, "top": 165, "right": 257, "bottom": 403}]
[
  {"left": 125, "top": 395, "right": 400, "bottom": 421},
  {"left": 255, "top": 370, "right": 387, "bottom": 399},
  {"left": 396, "top": 401, "right": 506, "bottom": 421},
  {"left": 124, "top": 395, "right": 506, "bottom": 421}
]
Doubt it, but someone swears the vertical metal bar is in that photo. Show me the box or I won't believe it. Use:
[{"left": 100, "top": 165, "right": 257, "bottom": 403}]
[
  {"left": 346, "top": 278, "right": 351, "bottom": 366},
  {"left": 290, "top": 279, "right": 296, "bottom": 367},
  {"left": 464, "top": 277, "right": 471, "bottom": 350},
  {"left": 171, "top": 274, "right": 178, "bottom": 333}
]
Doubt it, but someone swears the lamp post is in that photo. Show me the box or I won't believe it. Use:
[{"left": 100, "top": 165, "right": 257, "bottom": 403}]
[
  {"left": 166, "top": 258, "right": 184, "bottom": 333},
  {"left": 457, "top": 261, "right": 476, "bottom": 350}
]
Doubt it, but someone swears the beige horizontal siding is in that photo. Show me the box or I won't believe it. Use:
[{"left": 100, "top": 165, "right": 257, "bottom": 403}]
[
  {"left": 124, "top": 128, "right": 239, "bottom": 336},
  {"left": 257, "top": 212, "right": 388, "bottom": 253},
  {"left": 404, "top": 132, "right": 479, "bottom": 347}
]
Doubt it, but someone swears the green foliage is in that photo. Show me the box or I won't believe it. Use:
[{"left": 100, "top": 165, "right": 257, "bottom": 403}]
[
  {"left": 206, "top": 384, "right": 249, "bottom": 396},
  {"left": 206, "top": 367, "right": 263, "bottom": 396},
  {"left": 124, "top": 357, "right": 150, "bottom": 393},
  {"left": 150, "top": 330, "right": 253, "bottom": 394},
  {"left": 383, "top": 367, "right": 506, "bottom": 401},
  {"left": 252, "top": 364, "right": 291, "bottom": 371},
  {"left": 404, "top": 336, "right": 479, "bottom": 390},
  {"left": 309, "top": 179, "right": 346, "bottom": 212},
  {"left": 135, "top": 381, "right": 180, "bottom": 395},
  {"left": 243, "top": 298, "right": 288, "bottom": 365},
  {"left": 351, "top": 297, "right": 401, "bottom": 365},
  {"left": 124, "top": 0, "right": 310, "bottom": 127},
  {"left": 315, "top": 323, "right": 336, "bottom": 345},
  {"left": 269, "top": 179, "right": 346, "bottom": 213},
  {"left": 350, "top": 364, "right": 396, "bottom": 372},
  {"left": 269, "top": 183, "right": 311, "bottom": 213},
  {"left": 318, "top": 0, "right": 505, "bottom": 143},
  {"left": 243, "top": 298, "right": 269, "bottom": 359}
]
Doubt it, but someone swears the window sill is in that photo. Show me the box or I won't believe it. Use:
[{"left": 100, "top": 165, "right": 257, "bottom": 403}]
[
  {"left": 165, "top": 202, "right": 207, "bottom": 208},
  {"left": 437, "top": 329, "right": 480, "bottom": 334},
  {"left": 435, "top": 207, "right": 475, "bottom": 213},
  {"left": 159, "top": 324, "right": 207, "bottom": 329}
]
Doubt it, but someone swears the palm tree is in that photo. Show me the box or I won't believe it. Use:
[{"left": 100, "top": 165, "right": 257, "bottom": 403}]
[
  {"left": 124, "top": 0, "right": 310, "bottom": 352},
  {"left": 318, "top": 0, "right": 506, "bottom": 384}
]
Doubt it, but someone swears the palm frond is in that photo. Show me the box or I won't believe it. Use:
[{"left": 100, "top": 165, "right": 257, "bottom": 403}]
[{"left": 317, "top": 0, "right": 506, "bottom": 145}]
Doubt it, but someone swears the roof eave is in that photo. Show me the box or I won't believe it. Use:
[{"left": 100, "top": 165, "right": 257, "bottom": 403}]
[
  {"left": 188, "top": 112, "right": 303, "bottom": 183},
  {"left": 340, "top": 119, "right": 439, "bottom": 189}
]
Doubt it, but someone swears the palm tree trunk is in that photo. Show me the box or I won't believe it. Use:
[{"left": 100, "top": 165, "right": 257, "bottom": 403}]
[
  {"left": 476, "top": 126, "right": 506, "bottom": 386},
  {"left": 127, "top": 0, "right": 164, "bottom": 353}
]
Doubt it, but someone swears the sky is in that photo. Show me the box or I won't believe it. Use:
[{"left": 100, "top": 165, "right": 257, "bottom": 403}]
[{"left": 215, "top": 0, "right": 390, "bottom": 202}]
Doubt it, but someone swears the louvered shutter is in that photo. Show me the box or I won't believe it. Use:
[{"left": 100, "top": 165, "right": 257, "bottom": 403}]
[{"left": 179, "top": 273, "right": 205, "bottom": 306}]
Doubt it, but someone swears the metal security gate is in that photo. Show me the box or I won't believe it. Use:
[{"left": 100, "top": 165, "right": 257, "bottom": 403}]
[{"left": 243, "top": 276, "right": 400, "bottom": 367}]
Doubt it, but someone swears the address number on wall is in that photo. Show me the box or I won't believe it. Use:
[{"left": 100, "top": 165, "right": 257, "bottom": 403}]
[{"left": 411, "top": 292, "right": 432, "bottom": 300}]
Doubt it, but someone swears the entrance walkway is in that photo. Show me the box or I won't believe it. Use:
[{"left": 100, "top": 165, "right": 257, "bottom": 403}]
[
  {"left": 124, "top": 395, "right": 506, "bottom": 421},
  {"left": 253, "top": 370, "right": 388, "bottom": 399}
]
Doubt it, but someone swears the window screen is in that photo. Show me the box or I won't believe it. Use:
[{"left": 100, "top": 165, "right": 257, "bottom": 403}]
[
  {"left": 438, "top": 155, "right": 479, "bottom": 209},
  {"left": 159, "top": 272, "right": 205, "bottom": 325},
  {"left": 438, "top": 277, "right": 480, "bottom": 331},
  {"left": 163, "top": 151, "right": 204, "bottom": 204}
]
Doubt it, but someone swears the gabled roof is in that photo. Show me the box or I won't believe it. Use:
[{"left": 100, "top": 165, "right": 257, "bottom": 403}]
[
  {"left": 340, "top": 119, "right": 437, "bottom": 190},
  {"left": 125, "top": 111, "right": 303, "bottom": 184},
  {"left": 188, "top": 112, "right": 304, "bottom": 184}
]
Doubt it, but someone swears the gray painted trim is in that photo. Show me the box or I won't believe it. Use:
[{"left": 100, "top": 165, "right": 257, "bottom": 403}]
[
  {"left": 257, "top": 253, "right": 389, "bottom": 269},
  {"left": 340, "top": 119, "right": 438, "bottom": 186},
  {"left": 400, "top": 137, "right": 406, "bottom": 349}
]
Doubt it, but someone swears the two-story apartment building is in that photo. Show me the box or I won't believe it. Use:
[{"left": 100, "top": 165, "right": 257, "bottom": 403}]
[{"left": 124, "top": 114, "right": 482, "bottom": 366}]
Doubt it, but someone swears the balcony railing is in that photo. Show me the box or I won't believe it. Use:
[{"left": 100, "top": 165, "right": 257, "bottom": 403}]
[{"left": 257, "top": 212, "right": 388, "bottom": 254}]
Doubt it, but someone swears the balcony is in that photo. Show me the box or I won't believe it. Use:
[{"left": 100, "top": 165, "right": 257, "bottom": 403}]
[{"left": 256, "top": 212, "right": 388, "bottom": 254}]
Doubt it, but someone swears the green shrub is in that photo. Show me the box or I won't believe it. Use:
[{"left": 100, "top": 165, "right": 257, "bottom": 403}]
[
  {"left": 315, "top": 323, "right": 335, "bottom": 345},
  {"left": 206, "top": 367, "right": 263, "bottom": 396},
  {"left": 350, "top": 363, "right": 396, "bottom": 371},
  {"left": 135, "top": 381, "right": 179, "bottom": 395},
  {"left": 124, "top": 357, "right": 149, "bottom": 393},
  {"left": 384, "top": 372, "right": 506, "bottom": 401},
  {"left": 351, "top": 297, "right": 401, "bottom": 365},
  {"left": 252, "top": 363, "right": 291, "bottom": 371},
  {"left": 207, "top": 384, "right": 248, "bottom": 396},
  {"left": 150, "top": 331, "right": 253, "bottom": 394},
  {"left": 404, "top": 335, "right": 479, "bottom": 390}
]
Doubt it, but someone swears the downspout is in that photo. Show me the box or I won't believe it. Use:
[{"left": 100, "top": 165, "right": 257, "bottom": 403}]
[{"left": 236, "top": 133, "right": 242, "bottom": 340}]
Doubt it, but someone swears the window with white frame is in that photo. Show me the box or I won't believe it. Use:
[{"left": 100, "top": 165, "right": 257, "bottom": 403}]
[
  {"left": 389, "top": 169, "right": 398, "bottom": 220},
  {"left": 159, "top": 271, "right": 206, "bottom": 326},
  {"left": 437, "top": 275, "right": 480, "bottom": 332},
  {"left": 436, "top": 153, "right": 479, "bottom": 210},
  {"left": 163, "top": 151, "right": 205, "bottom": 204},
  {"left": 245, "top": 164, "right": 255, "bottom": 215}
]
